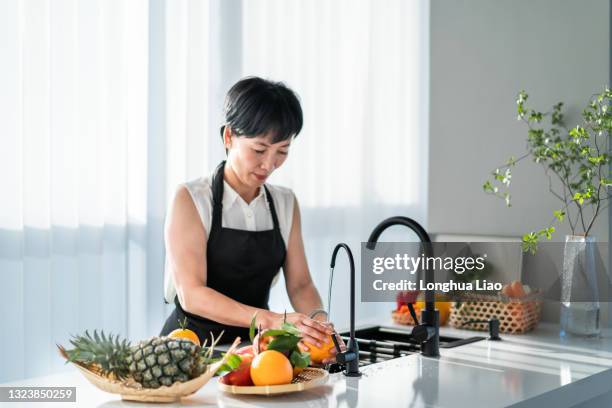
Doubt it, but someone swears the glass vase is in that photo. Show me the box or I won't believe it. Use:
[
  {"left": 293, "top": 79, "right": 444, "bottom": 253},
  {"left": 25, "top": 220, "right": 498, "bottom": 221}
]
[{"left": 560, "top": 235, "right": 600, "bottom": 337}]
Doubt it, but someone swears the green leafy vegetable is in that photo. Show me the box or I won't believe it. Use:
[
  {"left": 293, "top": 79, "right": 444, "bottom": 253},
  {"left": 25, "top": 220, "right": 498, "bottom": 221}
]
[
  {"left": 215, "top": 354, "right": 242, "bottom": 376},
  {"left": 290, "top": 350, "right": 311, "bottom": 369},
  {"left": 266, "top": 335, "right": 301, "bottom": 353}
]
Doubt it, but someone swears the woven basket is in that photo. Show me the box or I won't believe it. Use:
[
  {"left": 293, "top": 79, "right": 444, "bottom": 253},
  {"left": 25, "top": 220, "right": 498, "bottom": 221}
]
[
  {"left": 449, "top": 292, "right": 542, "bottom": 334},
  {"left": 218, "top": 367, "right": 328, "bottom": 395},
  {"left": 58, "top": 337, "right": 240, "bottom": 402}
]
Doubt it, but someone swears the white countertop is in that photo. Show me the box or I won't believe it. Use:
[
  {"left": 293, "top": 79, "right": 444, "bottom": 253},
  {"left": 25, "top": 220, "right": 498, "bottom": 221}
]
[{"left": 3, "top": 320, "right": 612, "bottom": 408}]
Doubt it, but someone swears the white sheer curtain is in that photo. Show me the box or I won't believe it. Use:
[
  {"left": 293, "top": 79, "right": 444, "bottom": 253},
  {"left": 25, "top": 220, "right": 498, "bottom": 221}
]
[
  {"left": 241, "top": 0, "right": 430, "bottom": 325},
  {"left": 0, "top": 0, "right": 149, "bottom": 382},
  {"left": 165, "top": 0, "right": 429, "bottom": 327},
  {"left": 0, "top": 0, "right": 429, "bottom": 383}
]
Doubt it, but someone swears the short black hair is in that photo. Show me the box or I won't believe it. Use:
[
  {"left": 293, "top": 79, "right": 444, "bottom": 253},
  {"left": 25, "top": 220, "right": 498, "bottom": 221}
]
[{"left": 220, "top": 77, "right": 303, "bottom": 144}]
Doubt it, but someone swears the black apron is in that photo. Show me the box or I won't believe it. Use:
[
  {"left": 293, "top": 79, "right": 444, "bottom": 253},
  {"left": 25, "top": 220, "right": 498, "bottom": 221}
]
[{"left": 160, "top": 161, "right": 287, "bottom": 344}]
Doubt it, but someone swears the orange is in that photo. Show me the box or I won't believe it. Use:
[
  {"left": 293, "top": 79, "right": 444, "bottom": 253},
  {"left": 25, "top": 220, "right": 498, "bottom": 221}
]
[
  {"left": 511, "top": 281, "right": 526, "bottom": 297},
  {"left": 250, "top": 350, "right": 293, "bottom": 386},
  {"left": 415, "top": 298, "right": 451, "bottom": 326},
  {"left": 303, "top": 336, "right": 335, "bottom": 364},
  {"left": 293, "top": 367, "right": 304, "bottom": 378},
  {"left": 168, "top": 328, "right": 200, "bottom": 346},
  {"left": 252, "top": 332, "right": 273, "bottom": 354}
]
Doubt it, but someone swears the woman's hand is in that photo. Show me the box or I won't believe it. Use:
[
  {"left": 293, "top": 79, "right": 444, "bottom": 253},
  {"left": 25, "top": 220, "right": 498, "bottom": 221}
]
[
  {"left": 320, "top": 326, "right": 346, "bottom": 365},
  {"left": 264, "top": 312, "right": 333, "bottom": 347}
]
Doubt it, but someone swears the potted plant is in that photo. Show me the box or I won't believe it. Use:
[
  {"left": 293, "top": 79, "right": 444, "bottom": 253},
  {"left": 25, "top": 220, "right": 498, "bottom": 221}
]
[{"left": 483, "top": 87, "right": 612, "bottom": 336}]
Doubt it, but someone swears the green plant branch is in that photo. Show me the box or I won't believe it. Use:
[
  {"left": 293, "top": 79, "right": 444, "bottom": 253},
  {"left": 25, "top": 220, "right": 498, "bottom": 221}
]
[
  {"left": 543, "top": 166, "right": 577, "bottom": 233},
  {"left": 484, "top": 87, "right": 612, "bottom": 252}
]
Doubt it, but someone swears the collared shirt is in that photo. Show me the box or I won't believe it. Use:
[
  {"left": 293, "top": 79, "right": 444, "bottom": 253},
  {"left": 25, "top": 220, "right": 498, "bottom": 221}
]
[
  {"left": 186, "top": 176, "right": 295, "bottom": 244},
  {"left": 164, "top": 173, "right": 296, "bottom": 303}
]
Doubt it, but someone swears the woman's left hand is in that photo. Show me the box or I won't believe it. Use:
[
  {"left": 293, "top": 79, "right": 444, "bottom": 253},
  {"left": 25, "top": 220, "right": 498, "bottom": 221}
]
[
  {"left": 321, "top": 330, "right": 346, "bottom": 364},
  {"left": 299, "top": 318, "right": 347, "bottom": 365}
]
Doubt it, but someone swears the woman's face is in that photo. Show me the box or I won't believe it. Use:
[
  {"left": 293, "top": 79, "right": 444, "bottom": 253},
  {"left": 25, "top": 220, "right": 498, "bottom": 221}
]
[{"left": 226, "top": 130, "right": 291, "bottom": 188}]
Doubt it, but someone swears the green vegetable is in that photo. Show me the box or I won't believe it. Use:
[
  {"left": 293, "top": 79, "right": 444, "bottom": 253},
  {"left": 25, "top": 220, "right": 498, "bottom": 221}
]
[
  {"left": 290, "top": 350, "right": 311, "bottom": 369},
  {"left": 215, "top": 354, "right": 242, "bottom": 376}
]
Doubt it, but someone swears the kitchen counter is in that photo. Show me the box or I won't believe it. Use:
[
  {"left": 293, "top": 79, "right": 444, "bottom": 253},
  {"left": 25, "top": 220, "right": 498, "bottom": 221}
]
[{"left": 3, "top": 319, "right": 612, "bottom": 408}]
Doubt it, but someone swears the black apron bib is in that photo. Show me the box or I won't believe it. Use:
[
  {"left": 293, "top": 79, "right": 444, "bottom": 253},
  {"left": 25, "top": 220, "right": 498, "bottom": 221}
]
[{"left": 160, "top": 161, "right": 287, "bottom": 344}]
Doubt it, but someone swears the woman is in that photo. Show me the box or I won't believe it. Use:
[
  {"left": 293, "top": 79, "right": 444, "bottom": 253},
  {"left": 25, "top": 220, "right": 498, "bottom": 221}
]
[{"left": 161, "top": 77, "right": 340, "bottom": 362}]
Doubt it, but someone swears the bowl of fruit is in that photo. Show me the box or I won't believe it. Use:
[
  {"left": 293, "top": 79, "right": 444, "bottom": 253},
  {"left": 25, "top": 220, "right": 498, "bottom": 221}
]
[
  {"left": 217, "top": 314, "right": 329, "bottom": 395},
  {"left": 58, "top": 320, "right": 239, "bottom": 402}
]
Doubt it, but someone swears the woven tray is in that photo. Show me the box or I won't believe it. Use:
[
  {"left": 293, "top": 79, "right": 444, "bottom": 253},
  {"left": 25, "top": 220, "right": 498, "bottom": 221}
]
[
  {"left": 449, "top": 292, "right": 542, "bottom": 334},
  {"left": 218, "top": 367, "right": 328, "bottom": 395},
  {"left": 58, "top": 337, "right": 240, "bottom": 402}
]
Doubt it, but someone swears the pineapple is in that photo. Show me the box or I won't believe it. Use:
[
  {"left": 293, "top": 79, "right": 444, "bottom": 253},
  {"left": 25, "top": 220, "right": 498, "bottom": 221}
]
[{"left": 64, "top": 330, "right": 219, "bottom": 389}]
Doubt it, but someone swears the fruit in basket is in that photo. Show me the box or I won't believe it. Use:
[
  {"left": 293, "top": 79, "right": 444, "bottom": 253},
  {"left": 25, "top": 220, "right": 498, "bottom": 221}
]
[
  {"left": 302, "top": 335, "right": 335, "bottom": 364},
  {"left": 501, "top": 281, "right": 527, "bottom": 298},
  {"left": 219, "top": 352, "right": 254, "bottom": 386},
  {"left": 250, "top": 350, "right": 293, "bottom": 386},
  {"left": 511, "top": 281, "right": 526, "bottom": 297},
  {"left": 168, "top": 317, "right": 201, "bottom": 346},
  {"left": 252, "top": 332, "right": 273, "bottom": 354},
  {"left": 63, "top": 330, "right": 219, "bottom": 389},
  {"left": 218, "top": 313, "right": 311, "bottom": 385},
  {"left": 415, "top": 299, "right": 451, "bottom": 325},
  {"left": 396, "top": 290, "right": 420, "bottom": 310}
]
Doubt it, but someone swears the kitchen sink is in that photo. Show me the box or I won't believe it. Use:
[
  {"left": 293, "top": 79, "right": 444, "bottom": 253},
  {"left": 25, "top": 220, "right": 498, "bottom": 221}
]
[{"left": 327, "top": 325, "right": 484, "bottom": 371}]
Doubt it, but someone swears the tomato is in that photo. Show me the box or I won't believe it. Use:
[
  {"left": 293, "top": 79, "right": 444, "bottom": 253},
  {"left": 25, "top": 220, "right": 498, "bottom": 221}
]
[{"left": 220, "top": 353, "right": 254, "bottom": 386}]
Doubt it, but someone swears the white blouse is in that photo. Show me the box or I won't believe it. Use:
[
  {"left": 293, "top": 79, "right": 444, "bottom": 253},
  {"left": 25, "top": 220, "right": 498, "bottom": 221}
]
[{"left": 163, "top": 175, "right": 296, "bottom": 303}]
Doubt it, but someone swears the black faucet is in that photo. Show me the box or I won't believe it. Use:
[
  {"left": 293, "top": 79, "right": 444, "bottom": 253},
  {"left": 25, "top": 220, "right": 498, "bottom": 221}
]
[
  {"left": 330, "top": 243, "right": 361, "bottom": 377},
  {"left": 366, "top": 216, "right": 440, "bottom": 357}
]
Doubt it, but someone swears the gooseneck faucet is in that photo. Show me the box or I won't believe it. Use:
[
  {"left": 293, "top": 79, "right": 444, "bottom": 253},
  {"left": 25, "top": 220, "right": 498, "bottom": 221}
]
[
  {"left": 366, "top": 216, "right": 440, "bottom": 357},
  {"left": 329, "top": 243, "right": 362, "bottom": 377}
]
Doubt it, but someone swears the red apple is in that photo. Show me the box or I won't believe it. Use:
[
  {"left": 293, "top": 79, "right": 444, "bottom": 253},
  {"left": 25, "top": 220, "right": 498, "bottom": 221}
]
[
  {"left": 235, "top": 345, "right": 255, "bottom": 355},
  {"left": 220, "top": 351, "right": 254, "bottom": 386}
]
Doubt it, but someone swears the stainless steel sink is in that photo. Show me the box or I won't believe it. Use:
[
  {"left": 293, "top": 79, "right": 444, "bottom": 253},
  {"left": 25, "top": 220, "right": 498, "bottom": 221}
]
[{"left": 327, "top": 326, "right": 484, "bottom": 371}]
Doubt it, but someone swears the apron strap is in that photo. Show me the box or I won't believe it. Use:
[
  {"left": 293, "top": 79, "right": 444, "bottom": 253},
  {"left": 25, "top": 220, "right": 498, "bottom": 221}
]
[
  {"left": 210, "top": 161, "right": 226, "bottom": 238},
  {"left": 210, "top": 160, "right": 283, "bottom": 236},
  {"left": 263, "top": 185, "right": 281, "bottom": 233}
]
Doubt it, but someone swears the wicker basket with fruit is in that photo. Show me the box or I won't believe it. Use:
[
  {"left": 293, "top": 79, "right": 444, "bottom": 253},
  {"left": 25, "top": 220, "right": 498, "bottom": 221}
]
[
  {"left": 58, "top": 327, "right": 238, "bottom": 402},
  {"left": 217, "top": 313, "right": 328, "bottom": 395},
  {"left": 449, "top": 281, "right": 542, "bottom": 334}
]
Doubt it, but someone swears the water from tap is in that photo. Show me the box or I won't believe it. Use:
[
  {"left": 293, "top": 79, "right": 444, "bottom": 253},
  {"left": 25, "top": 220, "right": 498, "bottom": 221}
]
[{"left": 327, "top": 267, "right": 335, "bottom": 321}]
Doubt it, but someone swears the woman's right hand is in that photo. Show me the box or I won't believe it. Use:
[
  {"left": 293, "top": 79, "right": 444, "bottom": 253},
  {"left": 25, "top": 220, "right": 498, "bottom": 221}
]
[{"left": 262, "top": 312, "right": 334, "bottom": 347}]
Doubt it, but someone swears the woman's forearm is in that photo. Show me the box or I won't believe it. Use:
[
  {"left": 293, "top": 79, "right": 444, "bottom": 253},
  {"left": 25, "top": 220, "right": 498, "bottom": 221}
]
[
  {"left": 288, "top": 282, "right": 324, "bottom": 316},
  {"left": 179, "top": 286, "right": 278, "bottom": 328}
]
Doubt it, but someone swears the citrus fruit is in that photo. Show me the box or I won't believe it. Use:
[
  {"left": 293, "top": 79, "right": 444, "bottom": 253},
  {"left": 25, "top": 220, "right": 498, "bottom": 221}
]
[
  {"left": 252, "top": 332, "right": 274, "bottom": 354},
  {"left": 511, "top": 281, "right": 526, "bottom": 297},
  {"left": 293, "top": 366, "right": 304, "bottom": 377},
  {"left": 303, "top": 336, "right": 335, "bottom": 364},
  {"left": 416, "top": 298, "right": 451, "bottom": 326},
  {"left": 249, "top": 350, "right": 293, "bottom": 386},
  {"left": 168, "top": 328, "right": 200, "bottom": 346}
]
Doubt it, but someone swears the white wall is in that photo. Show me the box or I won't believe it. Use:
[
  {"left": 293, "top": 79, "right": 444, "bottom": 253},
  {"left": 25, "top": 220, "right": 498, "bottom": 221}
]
[
  {"left": 429, "top": 0, "right": 610, "bottom": 242},
  {"left": 429, "top": 0, "right": 610, "bottom": 325}
]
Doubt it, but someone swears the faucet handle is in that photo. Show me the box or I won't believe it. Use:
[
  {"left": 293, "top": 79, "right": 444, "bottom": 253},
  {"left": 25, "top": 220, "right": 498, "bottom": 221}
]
[
  {"left": 330, "top": 331, "right": 343, "bottom": 354},
  {"left": 407, "top": 303, "right": 420, "bottom": 326}
]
